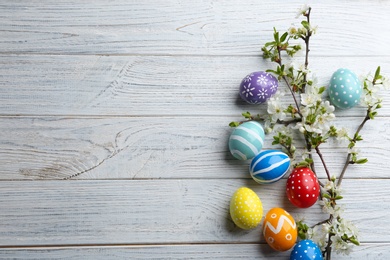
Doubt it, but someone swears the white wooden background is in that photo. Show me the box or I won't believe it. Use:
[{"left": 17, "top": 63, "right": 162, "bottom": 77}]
[{"left": 0, "top": 0, "right": 389, "bottom": 259}]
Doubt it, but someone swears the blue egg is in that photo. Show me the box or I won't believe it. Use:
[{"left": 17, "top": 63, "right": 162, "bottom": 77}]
[
  {"left": 290, "top": 240, "right": 323, "bottom": 260},
  {"left": 328, "top": 68, "right": 361, "bottom": 109},
  {"left": 229, "top": 121, "right": 265, "bottom": 160},
  {"left": 249, "top": 150, "right": 290, "bottom": 184}
]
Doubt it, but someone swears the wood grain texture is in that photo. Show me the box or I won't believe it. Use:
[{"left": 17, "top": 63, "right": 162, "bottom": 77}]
[
  {"left": 0, "top": 179, "right": 389, "bottom": 246},
  {"left": 0, "top": 0, "right": 389, "bottom": 56},
  {"left": 1, "top": 243, "right": 390, "bottom": 259},
  {"left": 0, "top": 116, "right": 388, "bottom": 180},
  {"left": 0, "top": 55, "right": 389, "bottom": 116}
]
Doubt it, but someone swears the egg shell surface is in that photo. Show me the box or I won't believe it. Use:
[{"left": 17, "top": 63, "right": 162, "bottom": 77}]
[
  {"left": 239, "top": 71, "right": 278, "bottom": 104},
  {"left": 286, "top": 167, "right": 320, "bottom": 208},
  {"left": 229, "top": 121, "right": 265, "bottom": 160},
  {"left": 263, "top": 207, "right": 297, "bottom": 251},
  {"left": 328, "top": 68, "right": 361, "bottom": 109},
  {"left": 290, "top": 240, "right": 323, "bottom": 260},
  {"left": 250, "top": 150, "right": 291, "bottom": 184},
  {"left": 230, "top": 187, "right": 263, "bottom": 229}
]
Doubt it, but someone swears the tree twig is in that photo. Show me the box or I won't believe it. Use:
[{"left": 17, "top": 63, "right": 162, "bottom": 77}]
[
  {"left": 337, "top": 109, "right": 371, "bottom": 186},
  {"left": 315, "top": 146, "right": 331, "bottom": 181}
]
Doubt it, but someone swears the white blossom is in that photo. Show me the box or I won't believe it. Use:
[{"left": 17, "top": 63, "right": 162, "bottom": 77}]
[
  {"left": 263, "top": 118, "right": 273, "bottom": 134},
  {"left": 312, "top": 113, "right": 335, "bottom": 135},
  {"left": 382, "top": 77, "right": 390, "bottom": 89},
  {"left": 273, "top": 124, "right": 291, "bottom": 136},
  {"left": 336, "top": 127, "right": 349, "bottom": 142},
  {"left": 338, "top": 218, "right": 359, "bottom": 238},
  {"left": 348, "top": 147, "right": 360, "bottom": 155},
  {"left": 310, "top": 24, "right": 318, "bottom": 34},
  {"left": 300, "top": 85, "right": 322, "bottom": 107},
  {"left": 322, "top": 100, "right": 335, "bottom": 113},
  {"left": 286, "top": 61, "right": 300, "bottom": 71},
  {"left": 288, "top": 26, "right": 298, "bottom": 37},
  {"left": 361, "top": 78, "right": 383, "bottom": 107},
  {"left": 331, "top": 234, "right": 353, "bottom": 255},
  {"left": 296, "top": 4, "right": 310, "bottom": 18},
  {"left": 267, "top": 91, "right": 286, "bottom": 123}
]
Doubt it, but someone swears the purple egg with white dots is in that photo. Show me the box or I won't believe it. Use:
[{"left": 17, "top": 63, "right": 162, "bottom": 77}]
[
  {"left": 328, "top": 68, "right": 362, "bottom": 109},
  {"left": 239, "top": 71, "right": 278, "bottom": 104},
  {"left": 290, "top": 239, "right": 323, "bottom": 260}
]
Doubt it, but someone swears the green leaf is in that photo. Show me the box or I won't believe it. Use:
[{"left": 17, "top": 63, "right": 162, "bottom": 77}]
[
  {"left": 264, "top": 41, "right": 275, "bottom": 48},
  {"left": 355, "top": 135, "right": 363, "bottom": 141},
  {"left": 335, "top": 195, "right": 343, "bottom": 200},
  {"left": 280, "top": 32, "right": 288, "bottom": 42},
  {"left": 242, "top": 111, "right": 252, "bottom": 119},
  {"left": 229, "top": 122, "right": 240, "bottom": 127},
  {"left": 318, "top": 86, "right": 326, "bottom": 94},
  {"left": 374, "top": 66, "right": 381, "bottom": 80},
  {"left": 356, "top": 158, "right": 368, "bottom": 164},
  {"left": 273, "top": 29, "right": 279, "bottom": 44},
  {"left": 301, "top": 20, "right": 310, "bottom": 30},
  {"left": 350, "top": 237, "right": 360, "bottom": 246},
  {"left": 266, "top": 69, "right": 278, "bottom": 75},
  {"left": 369, "top": 111, "right": 377, "bottom": 119},
  {"left": 305, "top": 158, "right": 313, "bottom": 164}
]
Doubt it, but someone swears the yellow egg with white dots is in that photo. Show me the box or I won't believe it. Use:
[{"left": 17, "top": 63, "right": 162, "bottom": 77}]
[{"left": 230, "top": 187, "right": 263, "bottom": 229}]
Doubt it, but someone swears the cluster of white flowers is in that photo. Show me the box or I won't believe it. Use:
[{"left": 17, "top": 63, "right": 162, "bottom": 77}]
[
  {"left": 319, "top": 180, "right": 344, "bottom": 217},
  {"left": 289, "top": 5, "right": 318, "bottom": 38},
  {"left": 289, "top": 24, "right": 318, "bottom": 38},
  {"left": 361, "top": 79, "right": 383, "bottom": 107},
  {"left": 307, "top": 180, "right": 359, "bottom": 255},
  {"left": 295, "top": 85, "right": 336, "bottom": 136},
  {"left": 361, "top": 73, "right": 390, "bottom": 107}
]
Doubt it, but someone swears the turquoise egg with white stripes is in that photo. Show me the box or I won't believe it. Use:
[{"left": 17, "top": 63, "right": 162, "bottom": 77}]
[
  {"left": 328, "top": 68, "right": 362, "bottom": 109},
  {"left": 228, "top": 121, "right": 265, "bottom": 160},
  {"left": 250, "top": 150, "right": 290, "bottom": 184}
]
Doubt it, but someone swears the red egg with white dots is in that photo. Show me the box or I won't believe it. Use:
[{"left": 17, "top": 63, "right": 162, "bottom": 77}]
[{"left": 286, "top": 167, "right": 320, "bottom": 208}]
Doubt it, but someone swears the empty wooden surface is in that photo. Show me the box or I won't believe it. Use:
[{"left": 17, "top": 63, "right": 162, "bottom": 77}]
[{"left": 1, "top": 0, "right": 390, "bottom": 259}]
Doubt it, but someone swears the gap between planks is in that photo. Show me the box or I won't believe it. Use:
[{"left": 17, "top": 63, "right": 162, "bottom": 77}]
[
  {"left": 1, "top": 52, "right": 390, "bottom": 58},
  {"left": 0, "top": 241, "right": 389, "bottom": 249}
]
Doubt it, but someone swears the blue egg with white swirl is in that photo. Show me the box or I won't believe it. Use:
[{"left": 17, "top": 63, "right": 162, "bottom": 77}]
[
  {"left": 249, "top": 150, "right": 290, "bottom": 184},
  {"left": 229, "top": 121, "right": 265, "bottom": 160},
  {"left": 290, "top": 240, "right": 323, "bottom": 260},
  {"left": 328, "top": 68, "right": 362, "bottom": 109}
]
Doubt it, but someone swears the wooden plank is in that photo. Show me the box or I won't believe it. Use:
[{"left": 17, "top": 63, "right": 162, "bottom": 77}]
[
  {"left": 0, "top": 179, "right": 388, "bottom": 246},
  {"left": 0, "top": 1, "right": 389, "bottom": 56},
  {"left": 0, "top": 55, "right": 389, "bottom": 117},
  {"left": 1, "top": 243, "right": 389, "bottom": 259},
  {"left": 0, "top": 116, "right": 388, "bottom": 180}
]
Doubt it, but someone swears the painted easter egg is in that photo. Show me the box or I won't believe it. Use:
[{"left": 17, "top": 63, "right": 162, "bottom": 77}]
[
  {"left": 290, "top": 240, "right": 323, "bottom": 260},
  {"left": 229, "top": 121, "right": 265, "bottom": 160},
  {"left": 286, "top": 167, "right": 320, "bottom": 208},
  {"left": 263, "top": 207, "right": 297, "bottom": 251},
  {"left": 230, "top": 187, "right": 263, "bottom": 229},
  {"left": 249, "top": 150, "right": 291, "bottom": 184},
  {"left": 239, "top": 71, "right": 278, "bottom": 104},
  {"left": 328, "top": 68, "right": 362, "bottom": 109}
]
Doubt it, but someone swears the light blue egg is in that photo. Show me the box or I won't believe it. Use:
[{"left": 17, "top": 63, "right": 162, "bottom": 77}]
[
  {"left": 229, "top": 121, "right": 265, "bottom": 160},
  {"left": 329, "top": 68, "right": 361, "bottom": 109},
  {"left": 290, "top": 240, "right": 323, "bottom": 260},
  {"left": 249, "top": 150, "right": 290, "bottom": 184}
]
